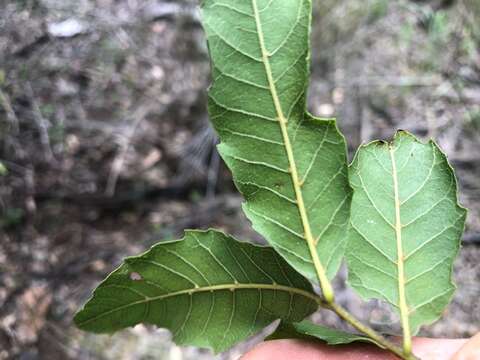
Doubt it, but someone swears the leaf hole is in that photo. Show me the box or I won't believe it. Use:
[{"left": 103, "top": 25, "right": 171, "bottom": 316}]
[{"left": 129, "top": 272, "right": 143, "bottom": 281}]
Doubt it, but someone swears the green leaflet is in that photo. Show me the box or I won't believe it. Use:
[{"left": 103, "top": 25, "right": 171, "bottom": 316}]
[
  {"left": 202, "top": 0, "right": 351, "bottom": 284},
  {"left": 74, "top": 230, "right": 319, "bottom": 353},
  {"left": 347, "top": 131, "right": 466, "bottom": 336},
  {"left": 267, "top": 320, "right": 380, "bottom": 346}
]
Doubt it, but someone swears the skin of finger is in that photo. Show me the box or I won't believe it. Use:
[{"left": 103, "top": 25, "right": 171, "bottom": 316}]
[
  {"left": 241, "top": 338, "right": 468, "bottom": 360},
  {"left": 452, "top": 333, "right": 480, "bottom": 360}
]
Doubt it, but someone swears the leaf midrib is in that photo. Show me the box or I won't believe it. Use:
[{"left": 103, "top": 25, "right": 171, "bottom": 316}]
[
  {"left": 389, "top": 145, "right": 411, "bottom": 352},
  {"left": 250, "top": 0, "right": 333, "bottom": 300},
  {"left": 76, "top": 282, "right": 321, "bottom": 328}
]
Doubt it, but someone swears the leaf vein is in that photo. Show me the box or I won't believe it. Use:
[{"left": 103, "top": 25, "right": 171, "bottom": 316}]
[
  {"left": 214, "top": 66, "right": 269, "bottom": 89},
  {"left": 405, "top": 257, "right": 448, "bottom": 286},
  {"left": 247, "top": 207, "right": 305, "bottom": 239},
  {"left": 268, "top": 1, "right": 303, "bottom": 57},
  {"left": 205, "top": 24, "right": 261, "bottom": 62},
  {"left": 209, "top": 94, "right": 277, "bottom": 122},
  {"left": 400, "top": 148, "right": 436, "bottom": 206},
  {"left": 228, "top": 154, "right": 290, "bottom": 173},
  {"left": 238, "top": 180, "right": 297, "bottom": 204},
  {"left": 357, "top": 171, "right": 395, "bottom": 229},
  {"left": 192, "top": 233, "right": 238, "bottom": 282},
  {"left": 209, "top": 2, "right": 254, "bottom": 17},
  {"left": 135, "top": 259, "right": 199, "bottom": 287},
  {"left": 222, "top": 128, "right": 284, "bottom": 145},
  {"left": 300, "top": 123, "right": 330, "bottom": 184},
  {"left": 351, "top": 223, "right": 397, "bottom": 264},
  {"left": 349, "top": 253, "right": 396, "bottom": 280},
  {"left": 404, "top": 213, "right": 465, "bottom": 261}
]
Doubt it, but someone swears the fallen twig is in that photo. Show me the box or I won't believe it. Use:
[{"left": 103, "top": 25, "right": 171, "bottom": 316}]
[
  {"left": 25, "top": 83, "right": 56, "bottom": 163},
  {"left": 105, "top": 103, "right": 153, "bottom": 197}
]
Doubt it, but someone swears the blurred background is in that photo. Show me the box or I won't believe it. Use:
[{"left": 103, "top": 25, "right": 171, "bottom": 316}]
[{"left": 0, "top": 0, "right": 479, "bottom": 359}]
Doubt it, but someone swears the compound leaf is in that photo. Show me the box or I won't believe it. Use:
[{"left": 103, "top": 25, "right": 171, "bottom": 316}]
[
  {"left": 267, "top": 320, "right": 380, "bottom": 346},
  {"left": 202, "top": 0, "right": 351, "bottom": 284},
  {"left": 347, "top": 131, "right": 466, "bottom": 335},
  {"left": 74, "top": 230, "right": 319, "bottom": 353}
]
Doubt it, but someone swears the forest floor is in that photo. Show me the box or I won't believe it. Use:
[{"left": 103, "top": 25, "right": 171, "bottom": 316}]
[{"left": 1, "top": 0, "right": 479, "bottom": 359}]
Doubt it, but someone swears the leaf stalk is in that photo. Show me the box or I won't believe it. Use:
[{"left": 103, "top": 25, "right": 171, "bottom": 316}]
[{"left": 326, "top": 302, "right": 418, "bottom": 360}]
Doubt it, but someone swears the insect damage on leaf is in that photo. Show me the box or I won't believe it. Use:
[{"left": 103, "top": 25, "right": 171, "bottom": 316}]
[{"left": 74, "top": 230, "right": 319, "bottom": 353}]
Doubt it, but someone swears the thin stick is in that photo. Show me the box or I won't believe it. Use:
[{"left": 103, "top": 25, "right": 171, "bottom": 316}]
[
  {"left": 26, "top": 83, "right": 55, "bottom": 162},
  {"left": 105, "top": 104, "right": 151, "bottom": 196}
]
